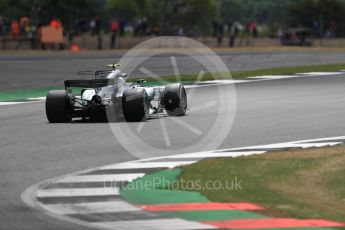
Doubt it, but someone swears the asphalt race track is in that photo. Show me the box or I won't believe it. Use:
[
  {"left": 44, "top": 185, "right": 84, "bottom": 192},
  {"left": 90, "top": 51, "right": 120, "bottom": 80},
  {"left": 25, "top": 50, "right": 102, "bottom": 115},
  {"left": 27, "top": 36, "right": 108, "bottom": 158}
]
[
  {"left": 1, "top": 50, "right": 345, "bottom": 90},
  {"left": 1, "top": 52, "right": 345, "bottom": 230}
]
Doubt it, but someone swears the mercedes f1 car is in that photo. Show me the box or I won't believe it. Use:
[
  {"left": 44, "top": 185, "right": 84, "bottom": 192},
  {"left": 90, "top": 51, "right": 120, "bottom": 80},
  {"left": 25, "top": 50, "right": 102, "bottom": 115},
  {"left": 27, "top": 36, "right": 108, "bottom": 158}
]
[{"left": 45, "top": 64, "right": 187, "bottom": 122}]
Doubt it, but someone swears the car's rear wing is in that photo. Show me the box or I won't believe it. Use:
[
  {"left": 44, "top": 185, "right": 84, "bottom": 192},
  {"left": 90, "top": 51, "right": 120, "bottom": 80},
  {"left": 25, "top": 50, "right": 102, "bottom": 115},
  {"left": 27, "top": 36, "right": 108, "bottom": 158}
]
[{"left": 64, "top": 79, "right": 114, "bottom": 89}]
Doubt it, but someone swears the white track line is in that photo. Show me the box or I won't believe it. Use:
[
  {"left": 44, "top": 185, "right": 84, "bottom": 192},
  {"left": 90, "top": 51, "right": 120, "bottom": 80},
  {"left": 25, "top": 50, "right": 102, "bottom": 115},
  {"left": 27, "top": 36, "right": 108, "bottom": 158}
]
[
  {"left": 36, "top": 187, "right": 119, "bottom": 198},
  {"left": 202, "top": 79, "right": 250, "bottom": 84},
  {"left": 43, "top": 201, "right": 140, "bottom": 215},
  {"left": 27, "top": 97, "right": 46, "bottom": 100},
  {"left": 160, "top": 151, "right": 266, "bottom": 159},
  {"left": 0, "top": 101, "right": 27, "bottom": 105},
  {"left": 229, "top": 142, "right": 341, "bottom": 151},
  {"left": 98, "top": 161, "right": 196, "bottom": 170},
  {"left": 297, "top": 72, "right": 343, "bottom": 76},
  {"left": 55, "top": 173, "right": 145, "bottom": 184},
  {"left": 295, "top": 136, "right": 345, "bottom": 142},
  {"left": 248, "top": 75, "right": 298, "bottom": 80},
  {"left": 133, "top": 150, "right": 267, "bottom": 163},
  {"left": 95, "top": 219, "right": 216, "bottom": 230}
]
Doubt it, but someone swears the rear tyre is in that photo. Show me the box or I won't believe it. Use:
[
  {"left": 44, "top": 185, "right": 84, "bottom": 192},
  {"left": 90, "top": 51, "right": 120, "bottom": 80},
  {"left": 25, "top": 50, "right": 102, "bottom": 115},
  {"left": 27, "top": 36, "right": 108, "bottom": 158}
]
[
  {"left": 122, "top": 88, "right": 149, "bottom": 122},
  {"left": 46, "top": 90, "right": 73, "bottom": 123},
  {"left": 163, "top": 83, "right": 187, "bottom": 116}
]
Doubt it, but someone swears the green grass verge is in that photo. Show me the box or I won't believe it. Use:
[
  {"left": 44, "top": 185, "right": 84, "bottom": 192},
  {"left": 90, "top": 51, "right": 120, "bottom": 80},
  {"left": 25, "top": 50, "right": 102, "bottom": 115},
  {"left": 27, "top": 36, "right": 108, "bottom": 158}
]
[
  {"left": 162, "top": 210, "right": 265, "bottom": 221},
  {"left": 120, "top": 168, "right": 209, "bottom": 204},
  {"left": 0, "top": 87, "right": 82, "bottom": 102},
  {"left": 133, "top": 63, "right": 345, "bottom": 82},
  {"left": 1, "top": 63, "right": 345, "bottom": 101},
  {"left": 0, "top": 87, "right": 61, "bottom": 102},
  {"left": 120, "top": 168, "right": 267, "bottom": 222},
  {"left": 176, "top": 145, "right": 345, "bottom": 227},
  {"left": 230, "top": 63, "right": 345, "bottom": 79}
]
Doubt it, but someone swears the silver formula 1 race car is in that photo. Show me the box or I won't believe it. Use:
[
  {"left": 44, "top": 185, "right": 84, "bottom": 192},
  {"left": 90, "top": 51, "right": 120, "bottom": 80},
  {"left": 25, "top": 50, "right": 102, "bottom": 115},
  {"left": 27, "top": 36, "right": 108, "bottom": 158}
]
[{"left": 45, "top": 64, "right": 187, "bottom": 122}]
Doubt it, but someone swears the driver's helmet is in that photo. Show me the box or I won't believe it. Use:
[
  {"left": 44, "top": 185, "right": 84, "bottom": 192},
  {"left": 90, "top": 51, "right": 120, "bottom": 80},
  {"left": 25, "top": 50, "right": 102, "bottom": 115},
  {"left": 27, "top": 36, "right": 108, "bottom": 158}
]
[{"left": 107, "top": 69, "right": 122, "bottom": 79}]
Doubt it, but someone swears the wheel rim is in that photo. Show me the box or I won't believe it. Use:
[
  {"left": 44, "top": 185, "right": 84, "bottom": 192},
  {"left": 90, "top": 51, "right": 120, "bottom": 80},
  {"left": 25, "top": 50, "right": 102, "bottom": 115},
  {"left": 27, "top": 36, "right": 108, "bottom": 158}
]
[
  {"left": 143, "top": 92, "right": 149, "bottom": 120},
  {"left": 180, "top": 87, "right": 187, "bottom": 111}
]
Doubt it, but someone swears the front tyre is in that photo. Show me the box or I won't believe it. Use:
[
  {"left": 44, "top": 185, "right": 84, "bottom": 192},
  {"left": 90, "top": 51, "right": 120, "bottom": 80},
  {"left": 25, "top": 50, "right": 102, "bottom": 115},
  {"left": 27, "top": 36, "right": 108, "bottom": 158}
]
[
  {"left": 163, "top": 83, "right": 187, "bottom": 116},
  {"left": 45, "top": 90, "right": 73, "bottom": 123},
  {"left": 122, "top": 88, "right": 149, "bottom": 122}
]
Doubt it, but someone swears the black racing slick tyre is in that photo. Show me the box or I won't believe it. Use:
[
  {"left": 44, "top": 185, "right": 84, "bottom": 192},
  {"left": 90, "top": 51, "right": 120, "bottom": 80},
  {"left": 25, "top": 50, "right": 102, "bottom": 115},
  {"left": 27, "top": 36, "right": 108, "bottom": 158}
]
[
  {"left": 122, "top": 88, "right": 149, "bottom": 122},
  {"left": 45, "top": 90, "right": 73, "bottom": 123},
  {"left": 163, "top": 83, "right": 187, "bottom": 116}
]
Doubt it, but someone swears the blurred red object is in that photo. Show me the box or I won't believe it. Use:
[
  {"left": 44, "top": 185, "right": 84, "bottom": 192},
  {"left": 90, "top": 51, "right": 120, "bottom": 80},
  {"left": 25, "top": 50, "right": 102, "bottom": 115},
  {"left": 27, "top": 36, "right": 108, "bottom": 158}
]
[
  {"left": 50, "top": 18, "right": 62, "bottom": 29},
  {"left": 41, "top": 26, "right": 63, "bottom": 43},
  {"left": 70, "top": 44, "right": 80, "bottom": 52},
  {"left": 11, "top": 20, "right": 20, "bottom": 39},
  {"left": 111, "top": 19, "right": 119, "bottom": 31}
]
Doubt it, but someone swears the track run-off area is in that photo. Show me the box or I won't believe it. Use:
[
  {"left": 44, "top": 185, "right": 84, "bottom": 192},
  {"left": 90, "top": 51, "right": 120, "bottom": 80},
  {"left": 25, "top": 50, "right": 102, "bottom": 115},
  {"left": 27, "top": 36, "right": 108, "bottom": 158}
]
[{"left": 22, "top": 136, "right": 345, "bottom": 230}]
